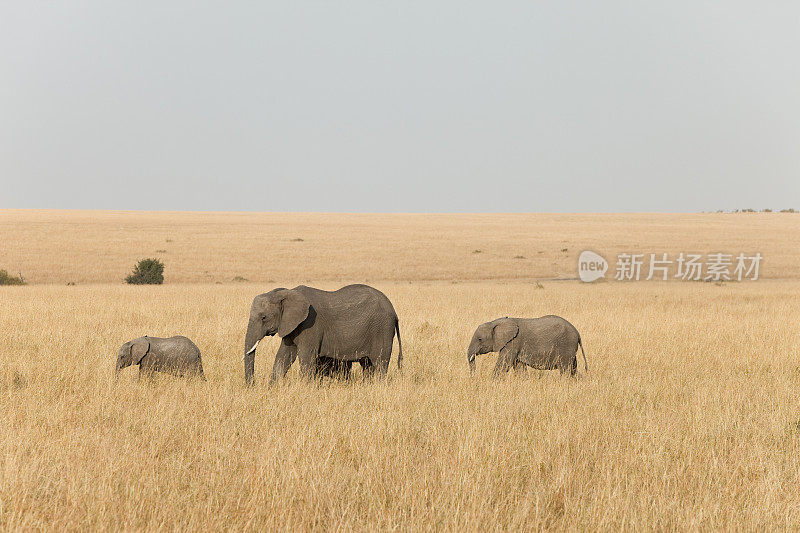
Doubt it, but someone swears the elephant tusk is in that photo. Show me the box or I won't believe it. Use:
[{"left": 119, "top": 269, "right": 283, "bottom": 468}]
[{"left": 245, "top": 340, "right": 260, "bottom": 356}]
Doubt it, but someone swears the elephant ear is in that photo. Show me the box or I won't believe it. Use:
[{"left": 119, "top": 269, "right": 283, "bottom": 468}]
[
  {"left": 131, "top": 338, "right": 150, "bottom": 365},
  {"left": 492, "top": 319, "right": 519, "bottom": 353},
  {"left": 275, "top": 289, "right": 310, "bottom": 337}
]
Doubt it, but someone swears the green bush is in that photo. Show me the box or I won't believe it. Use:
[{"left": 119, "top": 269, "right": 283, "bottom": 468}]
[
  {"left": 125, "top": 258, "right": 164, "bottom": 285},
  {"left": 0, "top": 270, "right": 25, "bottom": 286}
]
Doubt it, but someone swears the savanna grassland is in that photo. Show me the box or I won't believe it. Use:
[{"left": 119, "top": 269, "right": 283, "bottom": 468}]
[{"left": 1, "top": 210, "right": 799, "bottom": 530}]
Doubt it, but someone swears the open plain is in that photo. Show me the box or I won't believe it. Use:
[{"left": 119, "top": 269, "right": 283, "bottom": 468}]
[{"left": 1, "top": 210, "right": 799, "bottom": 530}]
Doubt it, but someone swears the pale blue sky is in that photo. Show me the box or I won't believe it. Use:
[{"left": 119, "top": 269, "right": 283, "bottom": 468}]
[{"left": 1, "top": 2, "right": 798, "bottom": 212}]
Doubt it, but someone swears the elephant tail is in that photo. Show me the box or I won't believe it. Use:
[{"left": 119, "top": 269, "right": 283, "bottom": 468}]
[
  {"left": 578, "top": 337, "right": 588, "bottom": 372},
  {"left": 395, "top": 317, "right": 403, "bottom": 371}
]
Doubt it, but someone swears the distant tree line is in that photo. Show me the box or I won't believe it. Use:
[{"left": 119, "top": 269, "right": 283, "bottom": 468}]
[{"left": 712, "top": 208, "right": 797, "bottom": 213}]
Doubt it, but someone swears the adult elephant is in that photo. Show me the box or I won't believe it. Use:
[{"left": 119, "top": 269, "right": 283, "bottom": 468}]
[{"left": 243, "top": 284, "right": 402, "bottom": 385}]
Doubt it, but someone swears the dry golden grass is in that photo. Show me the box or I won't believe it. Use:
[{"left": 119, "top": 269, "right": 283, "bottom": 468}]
[
  {"left": 1, "top": 209, "right": 798, "bottom": 283},
  {"left": 1, "top": 211, "right": 799, "bottom": 530}
]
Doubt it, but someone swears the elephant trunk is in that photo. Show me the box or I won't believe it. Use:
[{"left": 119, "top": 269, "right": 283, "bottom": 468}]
[
  {"left": 244, "top": 322, "right": 262, "bottom": 386},
  {"left": 467, "top": 351, "right": 476, "bottom": 374}
]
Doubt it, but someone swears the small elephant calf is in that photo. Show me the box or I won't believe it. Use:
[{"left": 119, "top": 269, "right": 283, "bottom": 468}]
[
  {"left": 115, "top": 335, "right": 205, "bottom": 380},
  {"left": 467, "top": 315, "right": 588, "bottom": 377}
]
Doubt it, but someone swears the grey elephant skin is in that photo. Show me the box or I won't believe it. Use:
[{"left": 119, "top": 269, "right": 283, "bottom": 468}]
[
  {"left": 467, "top": 316, "right": 588, "bottom": 377},
  {"left": 244, "top": 284, "right": 402, "bottom": 385},
  {"left": 116, "top": 336, "right": 205, "bottom": 380}
]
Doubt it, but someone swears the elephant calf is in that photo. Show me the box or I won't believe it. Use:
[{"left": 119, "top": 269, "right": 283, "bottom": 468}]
[
  {"left": 116, "top": 335, "right": 205, "bottom": 380},
  {"left": 467, "top": 316, "right": 588, "bottom": 377}
]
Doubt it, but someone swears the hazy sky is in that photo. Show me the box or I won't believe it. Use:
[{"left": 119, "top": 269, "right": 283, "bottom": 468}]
[{"left": 1, "top": 2, "right": 798, "bottom": 212}]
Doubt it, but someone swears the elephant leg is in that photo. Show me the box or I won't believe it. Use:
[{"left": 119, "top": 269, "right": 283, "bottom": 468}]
[
  {"left": 340, "top": 360, "right": 353, "bottom": 380},
  {"left": 513, "top": 361, "right": 528, "bottom": 376},
  {"left": 360, "top": 357, "right": 374, "bottom": 379},
  {"left": 330, "top": 359, "right": 352, "bottom": 379},
  {"left": 269, "top": 341, "right": 297, "bottom": 385},
  {"left": 558, "top": 354, "right": 578, "bottom": 376},
  {"left": 492, "top": 349, "right": 515, "bottom": 378},
  {"left": 138, "top": 357, "right": 155, "bottom": 380},
  {"left": 312, "top": 357, "right": 331, "bottom": 379},
  {"left": 314, "top": 357, "right": 350, "bottom": 380},
  {"left": 369, "top": 337, "right": 392, "bottom": 379},
  {"left": 296, "top": 345, "right": 318, "bottom": 378}
]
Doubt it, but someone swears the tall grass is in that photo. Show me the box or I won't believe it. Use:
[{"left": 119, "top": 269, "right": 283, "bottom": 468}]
[{"left": 1, "top": 281, "right": 799, "bottom": 529}]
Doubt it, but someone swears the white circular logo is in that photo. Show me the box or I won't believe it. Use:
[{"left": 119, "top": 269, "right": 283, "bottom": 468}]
[{"left": 578, "top": 250, "right": 607, "bottom": 282}]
